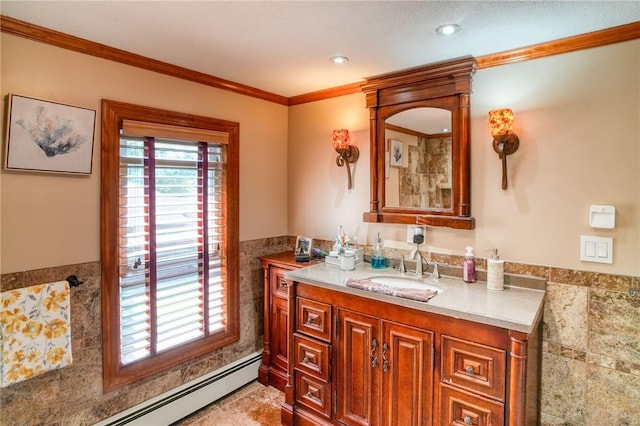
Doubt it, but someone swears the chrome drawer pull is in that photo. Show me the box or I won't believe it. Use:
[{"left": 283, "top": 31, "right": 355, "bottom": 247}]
[
  {"left": 465, "top": 366, "right": 475, "bottom": 375},
  {"left": 302, "top": 356, "right": 310, "bottom": 364},
  {"left": 463, "top": 416, "right": 473, "bottom": 425},
  {"left": 305, "top": 317, "right": 315, "bottom": 325}
]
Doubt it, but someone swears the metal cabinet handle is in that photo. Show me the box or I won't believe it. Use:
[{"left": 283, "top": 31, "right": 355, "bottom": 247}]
[
  {"left": 305, "top": 316, "right": 315, "bottom": 325},
  {"left": 302, "top": 356, "right": 310, "bottom": 364},
  {"left": 382, "top": 342, "right": 390, "bottom": 372},
  {"left": 465, "top": 366, "right": 475, "bottom": 375},
  {"left": 371, "top": 339, "right": 379, "bottom": 368},
  {"left": 463, "top": 416, "right": 473, "bottom": 425}
]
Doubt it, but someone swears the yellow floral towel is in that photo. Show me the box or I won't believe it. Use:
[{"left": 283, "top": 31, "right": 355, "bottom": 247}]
[{"left": 1, "top": 281, "right": 72, "bottom": 387}]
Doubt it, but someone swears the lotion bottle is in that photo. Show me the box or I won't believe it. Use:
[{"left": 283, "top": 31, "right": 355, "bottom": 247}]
[
  {"left": 487, "top": 249, "right": 504, "bottom": 291},
  {"left": 462, "top": 246, "right": 476, "bottom": 283}
]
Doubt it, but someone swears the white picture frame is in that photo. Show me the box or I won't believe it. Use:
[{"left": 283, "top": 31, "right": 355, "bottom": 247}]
[
  {"left": 4, "top": 94, "right": 96, "bottom": 175},
  {"left": 389, "top": 138, "right": 404, "bottom": 167}
]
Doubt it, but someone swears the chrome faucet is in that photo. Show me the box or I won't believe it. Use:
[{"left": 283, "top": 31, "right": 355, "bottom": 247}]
[
  {"left": 408, "top": 243, "right": 427, "bottom": 277},
  {"left": 401, "top": 233, "right": 427, "bottom": 277},
  {"left": 398, "top": 256, "right": 407, "bottom": 274}
]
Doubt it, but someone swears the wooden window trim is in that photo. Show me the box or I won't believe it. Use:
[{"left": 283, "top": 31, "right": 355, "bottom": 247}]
[{"left": 101, "top": 99, "right": 240, "bottom": 392}]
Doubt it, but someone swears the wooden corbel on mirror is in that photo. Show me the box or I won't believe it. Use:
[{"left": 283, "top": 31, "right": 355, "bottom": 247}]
[{"left": 362, "top": 56, "right": 477, "bottom": 229}]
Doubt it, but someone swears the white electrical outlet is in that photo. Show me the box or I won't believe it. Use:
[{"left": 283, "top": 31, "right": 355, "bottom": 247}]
[{"left": 406, "top": 225, "right": 426, "bottom": 243}]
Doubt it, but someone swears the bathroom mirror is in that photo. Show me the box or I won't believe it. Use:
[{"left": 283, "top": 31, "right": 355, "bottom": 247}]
[
  {"left": 362, "top": 57, "right": 476, "bottom": 229},
  {"left": 385, "top": 107, "right": 452, "bottom": 209}
]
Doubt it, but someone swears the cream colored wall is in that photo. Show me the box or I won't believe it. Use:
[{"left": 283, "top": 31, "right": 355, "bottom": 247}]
[
  {"left": 0, "top": 34, "right": 289, "bottom": 274},
  {"left": 289, "top": 40, "right": 640, "bottom": 276},
  {"left": 288, "top": 94, "right": 370, "bottom": 245},
  {"left": 2, "top": 34, "right": 638, "bottom": 276}
]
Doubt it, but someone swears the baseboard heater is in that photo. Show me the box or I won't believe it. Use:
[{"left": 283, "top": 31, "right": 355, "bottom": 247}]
[{"left": 95, "top": 351, "right": 262, "bottom": 426}]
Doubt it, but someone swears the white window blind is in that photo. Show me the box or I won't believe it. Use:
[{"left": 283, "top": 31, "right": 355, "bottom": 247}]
[{"left": 118, "top": 133, "right": 227, "bottom": 365}]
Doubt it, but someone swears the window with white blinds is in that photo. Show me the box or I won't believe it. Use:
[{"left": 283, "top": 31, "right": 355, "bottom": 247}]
[
  {"left": 101, "top": 100, "right": 239, "bottom": 391},
  {"left": 118, "top": 135, "right": 226, "bottom": 365}
]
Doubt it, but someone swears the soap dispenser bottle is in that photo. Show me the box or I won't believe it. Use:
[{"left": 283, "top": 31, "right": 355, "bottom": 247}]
[
  {"left": 462, "top": 246, "right": 476, "bottom": 283},
  {"left": 487, "top": 249, "right": 505, "bottom": 291},
  {"left": 371, "top": 233, "right": 386, "bottom": 269}
]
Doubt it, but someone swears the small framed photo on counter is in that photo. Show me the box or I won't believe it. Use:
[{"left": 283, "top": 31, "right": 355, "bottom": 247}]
[{"left": 295, "top": 236, "right": 312, "bottom": 262}]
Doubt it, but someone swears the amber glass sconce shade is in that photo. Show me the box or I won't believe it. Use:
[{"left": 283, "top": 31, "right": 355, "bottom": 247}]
[
  {"left": 488, "top": 108, "right": 520, "bottom": 190},
  {"left": 332, "top": 129, "right": 359, "bottom": 189}
]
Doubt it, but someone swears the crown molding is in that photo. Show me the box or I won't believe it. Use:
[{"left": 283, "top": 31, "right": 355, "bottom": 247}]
[
  {"left": 476, "top": 20, "right": 640, "bottom": 68},
  {"left": 294, "top": 21, "right": 640, "bottom": 104},
  {"left": 2, "top": 15, "right": 639, "bottom": 106},
  {"left": 288, "top": 82, "right": 364, "bottom": 106},
  {"left": 0, "top": 15, "right": 289, "bottom": 106}
]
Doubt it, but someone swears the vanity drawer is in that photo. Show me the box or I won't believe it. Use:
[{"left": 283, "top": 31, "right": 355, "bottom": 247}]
[
  {"left": 295, "top": 372, "right": 332, "bottom": 419},
  {"left": 293, "top": 333, "right": 330, "bottom": 380},
  {"left": 297, "top": 297, "right": 332, "bottom": 342},
  {"left": 271, "top": 266, "right": 291, "bottom": 298},
  {"left": 440, "top": 384, "right": 504, "bottom": 426},
  {"left": 441, "top": 335, "right": 506, "bottom": 401}
]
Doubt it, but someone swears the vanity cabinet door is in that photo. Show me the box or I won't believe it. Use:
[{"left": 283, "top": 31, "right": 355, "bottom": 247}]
[
  {"left": 336, "top": 309, "right": 381, "bottom": 426},
  {"left": 382, "top": 321, "right": 434, "bottom": 426},
  {"left": 336, "top": 308, "right": 435, "bottom": 426},
  {"left": 271, "top": 294, "right": 289, "bottom": 374}
]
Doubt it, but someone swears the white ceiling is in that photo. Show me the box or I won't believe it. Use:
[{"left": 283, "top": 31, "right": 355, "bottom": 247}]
[{"left": 2, "top": 1, "right": 640, "bottom": 98}]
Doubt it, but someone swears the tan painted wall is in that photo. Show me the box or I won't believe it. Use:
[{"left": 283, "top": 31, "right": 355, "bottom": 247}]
[
  {"left": 2, "top": 34, "right": 638, "bottom": 276},
  {"left": 289, "top": 40, "right": 640, "bottom": 276},
  {"left": 0, "top": 34, "right": 289, "bottom": 273}
]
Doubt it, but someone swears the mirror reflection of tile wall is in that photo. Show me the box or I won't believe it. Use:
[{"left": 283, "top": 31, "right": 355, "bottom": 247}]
[{"left": 399, "top": 135, "right": 452, "bottom": 209}]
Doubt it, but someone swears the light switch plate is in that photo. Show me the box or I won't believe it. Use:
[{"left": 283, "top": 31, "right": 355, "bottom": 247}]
[{"left": 580, "top": 235, "right": 613, "bottom": 264}]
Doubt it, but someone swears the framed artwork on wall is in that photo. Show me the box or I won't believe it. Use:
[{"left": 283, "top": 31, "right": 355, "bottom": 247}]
[
  {"left": 389, "top": 138, "right": 404, "bottom": 167},
  {"left": 4, "top": 94, "right": 96, "bottom": 175}
]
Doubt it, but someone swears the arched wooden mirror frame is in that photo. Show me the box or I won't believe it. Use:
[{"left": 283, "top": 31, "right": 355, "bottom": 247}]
[{"left": 362, "top": 56, "right": 477, "bottom": 229}]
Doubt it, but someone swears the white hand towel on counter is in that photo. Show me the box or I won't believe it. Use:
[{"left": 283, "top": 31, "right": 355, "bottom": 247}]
[{"left": 1, "top": 280, "right": 72, "bottom": 387}]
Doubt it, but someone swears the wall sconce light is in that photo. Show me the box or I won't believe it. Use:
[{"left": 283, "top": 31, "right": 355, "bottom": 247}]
[
  {"left": 488, "top": 108, "right": 520, "bottom": 190},
  {"left": 332, "top": 129, "right": 359, "bottom": 189}
]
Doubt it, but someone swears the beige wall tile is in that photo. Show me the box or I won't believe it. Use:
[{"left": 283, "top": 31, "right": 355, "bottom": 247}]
[
  {"left": 541, "top": 352, "right": 587, "bottom": 424},
  {"left": 543, "top": 282, "right": 588, "bottom": 351},
  {"left": 589, "top": 289, "right": 640, "bottom": 365},
  {"left": 586, "top": 363, "right": 640, "bottom": 425}
]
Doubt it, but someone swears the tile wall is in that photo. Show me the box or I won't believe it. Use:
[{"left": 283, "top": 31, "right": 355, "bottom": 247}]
[
  {"left": 1, "top": 236, "right": 638, "bottom": 425},
  {"left": 0, "top": 237, "right": 290, "bottom": 426}
]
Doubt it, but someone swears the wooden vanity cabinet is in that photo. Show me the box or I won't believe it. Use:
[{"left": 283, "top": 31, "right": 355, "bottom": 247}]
[
  {"left": 336, "top": 308, "right": 434, "bottom": 426},
  {"left": 258, "top": 252, "right": 317, "bottom": 391},
  {"left": 283, "top": 282, "right": 541, "bottom": 426}
]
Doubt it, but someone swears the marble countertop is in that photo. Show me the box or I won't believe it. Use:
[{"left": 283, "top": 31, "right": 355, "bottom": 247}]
[{"left": 284, "top": 262, "right": 546, "bottom": 334}]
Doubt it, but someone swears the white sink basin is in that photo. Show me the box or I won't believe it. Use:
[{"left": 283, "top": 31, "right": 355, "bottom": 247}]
[{"left": 365, "top": 275, "right": 444, "bottom": 293}]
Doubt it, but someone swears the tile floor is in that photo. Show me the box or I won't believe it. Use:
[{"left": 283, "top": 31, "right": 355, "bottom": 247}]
[{"left": 173, "top": 381, "right": 284, "bottom": 426}]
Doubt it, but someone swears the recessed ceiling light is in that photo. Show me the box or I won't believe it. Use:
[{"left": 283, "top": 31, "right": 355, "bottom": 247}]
[
  {"left": 330, "top": 56, "right": 349, "bottom": 65},
  {"left": 435, "top": 24, "right": 461, "bottom": 36}
]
